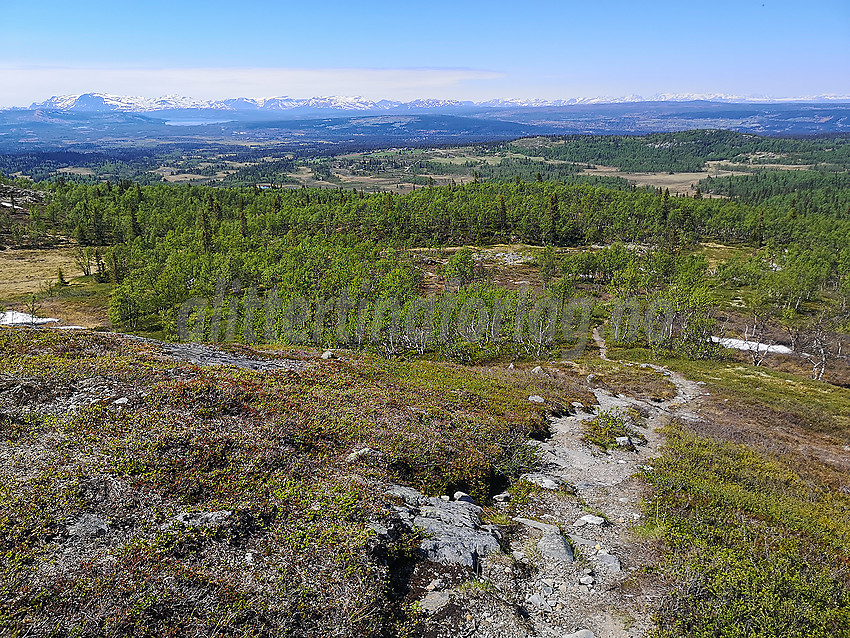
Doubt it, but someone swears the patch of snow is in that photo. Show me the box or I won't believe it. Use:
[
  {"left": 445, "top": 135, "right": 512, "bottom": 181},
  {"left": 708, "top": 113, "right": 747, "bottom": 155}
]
[
  {"left": 712, "top": 336, "right": 792, "bottom": 355},
  {"left": 0, "top": 311, "right": 59, "bottom": 325}
]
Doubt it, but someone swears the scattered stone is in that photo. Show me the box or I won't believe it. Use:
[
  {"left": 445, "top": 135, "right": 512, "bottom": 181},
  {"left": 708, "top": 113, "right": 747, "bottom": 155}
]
[
  {"left": 575, "top": 514, "right": 605, "bottom": 526},
  {"left": 615, "top": 436, "right": 631, "bottom": 447},
  {"left": 564, "top": 630, "right": 595, "bottom": 638},
  {"left": 345, "top": 447, "right": 383, "bottom": 463},
  {"left": 537, "top": 532, "right": 574, "bottom": 563},
  {"left": 514, "top": 516, "right": 559, "bottom": 534},
  {"left": 440, "top": 495, "right": 451, "bottom": 501},
  {"left": 508, "top": 362, "right": 515, "bottom": 369},
  {"left": 520, "top": 473, "right": 561, "bottom": 490},
  {"left": 425, "top": 578, "right": 444, "bottom": 591},
  {"left": 530, "top": 366, "right": 548, "bottom": 376},
  {"left": 320, "top": 350, "right": 335, "bottom": 359},
  {"left": 579, "top": 575, "right": 594, "bottom": 585},
  {"left": 453, "top": 491, "right": 475, "bottom": 504},
  {"left": 571, "top": 401, "right": 584, "bottom": 409},
  {"left": 493, "top": 491, "right": 511, "bottom": 503},
  {"left": 528, "top": 395, "right": 546, "bottom": 404},
  {"left": 67, "top": 513, "right": 108, "bottom": 538},
  {"left": 586, "top": 374, "right": 596, "bottom": 384},
  {"left": 512, "top": 550, "right": 526, "bottom": 561},
  {"left": 527, "top": 593, "right": 550, "bottom": 611},
  {"left": 420, "top": 590, "right": 450, "bottom": 613},
  {"left": 113, "top": 397, "right": 129, "bottom": 405}
]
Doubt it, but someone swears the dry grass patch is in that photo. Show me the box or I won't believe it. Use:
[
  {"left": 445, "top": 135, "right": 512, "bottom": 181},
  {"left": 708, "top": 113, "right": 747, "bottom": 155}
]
[{"left": 0, "top": 248, "right": 82, "bottom": 298}]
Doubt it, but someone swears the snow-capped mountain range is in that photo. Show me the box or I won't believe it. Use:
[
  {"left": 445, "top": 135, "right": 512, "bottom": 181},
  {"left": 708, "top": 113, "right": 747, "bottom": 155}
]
[{"left": 21, "top": 92, "right": 850, "bottom": 113}]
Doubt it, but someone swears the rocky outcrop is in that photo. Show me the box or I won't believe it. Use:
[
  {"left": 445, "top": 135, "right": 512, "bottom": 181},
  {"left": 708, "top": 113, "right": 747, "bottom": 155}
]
[{"left": 383, "top": 484, "right": 501, "bottom": 569}]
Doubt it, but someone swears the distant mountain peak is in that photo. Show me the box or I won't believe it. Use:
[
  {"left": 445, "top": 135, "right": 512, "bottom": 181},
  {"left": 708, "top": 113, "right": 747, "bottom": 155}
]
[{"left": 24, "top": 91, "right": 850, "bottom": 114}]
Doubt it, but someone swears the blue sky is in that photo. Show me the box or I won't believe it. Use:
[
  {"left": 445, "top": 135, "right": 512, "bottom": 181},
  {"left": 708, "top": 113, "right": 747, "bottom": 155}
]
[{"left": 2, "top": 0, "right": 848, "bottom": 105}]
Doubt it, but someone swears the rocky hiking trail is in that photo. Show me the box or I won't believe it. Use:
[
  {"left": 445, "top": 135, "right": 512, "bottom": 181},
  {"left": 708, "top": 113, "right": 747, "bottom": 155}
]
[{"left": 402, "top": 332, "right": 705, "bottom": 638}]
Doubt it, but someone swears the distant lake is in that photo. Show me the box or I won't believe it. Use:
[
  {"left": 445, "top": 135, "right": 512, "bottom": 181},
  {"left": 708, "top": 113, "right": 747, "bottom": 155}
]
[{"left": 163, "top": 119, "right": 233, "bottom": 127}]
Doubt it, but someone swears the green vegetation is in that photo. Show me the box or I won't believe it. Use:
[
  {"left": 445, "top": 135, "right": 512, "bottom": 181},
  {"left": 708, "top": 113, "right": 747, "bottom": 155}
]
[
  {"left": 700, "top": 169, "right": 850, "bottom": 217},
  {"left": 511, "top": 130, "right": 850, "bottom": 173},
  {"left": 0, "top": 328, "right": 582, "bottom": 636},
  {"left": 581, "top": 407, "right": 647, "bottom": 451},
  {"left": 643, "top": 422, "right": 850, "bottom": 638},
  {"left": 8, "top": 176, "right": 845, "bottom": 347},
  {"left": 2, "top": 129, "right": 849, "bottom": 636}
]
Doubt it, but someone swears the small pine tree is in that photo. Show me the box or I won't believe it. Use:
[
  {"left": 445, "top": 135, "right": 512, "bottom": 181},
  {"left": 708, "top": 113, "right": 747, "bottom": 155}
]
[{"left": 57, "top": 267, "right": 67, "bottom": 287}]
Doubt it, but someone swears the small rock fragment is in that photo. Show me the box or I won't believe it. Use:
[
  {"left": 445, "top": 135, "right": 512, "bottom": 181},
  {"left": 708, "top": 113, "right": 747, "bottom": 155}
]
[
  {"left": 579, "top": 575, "right": 594, "bottom": 585},
  {"left": 345, "top": 447, "right": 382, "bottom": 463},
  {"left": 564, "top": 631, "right": 595, "bottom": 638},
  {"left": 453, "top": 491, "right": 475, "bottom": 504},
  {"left": 420, "top": 590, "right": 450, "bottom": 613},
  {"left": 493, "top": 491, "right": 511, "bottom": 503},
  {"left": 514, "top": 516, "right": 559, "bottom": 534},
  {"left": 527, "top": 593, "right": 550, "bottom": 610},
  {"left": 576, "top": 514, "right": 605, "bottom": 526},
  {"left": 537, "top": 532, "right": 574, "bottom": 563},
  {"left": 528, "top": 395, "right": 546, "bottom": 404},
  {"left": 595, "top": 549, "right": 622, "bottom": 572},
  {"left": 320, "top": 350, "right": 335, "bottom": 360},
  {"left": 67, "top": 513, "right": 108, "bottom": 538},
  {"left": 520, "top": 473, "right": 561, "bottom": 490},
  {"left": 615, "top": 436, "right": 631, "bottom": 447},
  {"left": 425, "top": 578, "right": 443, "bottom": 591},
  {"left": 113, "top": 397, "right": 129, "bottom": 405}
]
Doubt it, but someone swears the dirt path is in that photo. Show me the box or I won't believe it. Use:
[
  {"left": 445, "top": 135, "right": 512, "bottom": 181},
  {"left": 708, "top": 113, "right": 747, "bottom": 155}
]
[
  {"left": 465, "top": 331, "right": 703, "bottom": 638},
  {"left": 592, "top": 326, "right": 609, "bottom": 361}
]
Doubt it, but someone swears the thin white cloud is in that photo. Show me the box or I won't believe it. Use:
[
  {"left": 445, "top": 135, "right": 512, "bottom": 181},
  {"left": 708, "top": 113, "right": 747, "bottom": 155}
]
[{"left": 0, "top": 66, "right": 505, "bottom": 107}]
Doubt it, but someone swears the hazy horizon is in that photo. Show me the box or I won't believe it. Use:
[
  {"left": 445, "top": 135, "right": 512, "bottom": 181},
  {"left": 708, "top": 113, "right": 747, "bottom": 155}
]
[{"left": 2, "top": 0, "right": 848, "bottom": 109}]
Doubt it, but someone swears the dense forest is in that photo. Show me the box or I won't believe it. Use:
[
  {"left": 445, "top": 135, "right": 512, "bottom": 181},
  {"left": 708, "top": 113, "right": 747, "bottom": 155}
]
[
  {"left": 508, "top": 130, "right": 850, "bottom": 172},
  {"left": 1, "top": 173, "right": 843, "bottom": 370},
  {"left": 699, "top": 169, "right": 850, "bottom": 217}
]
